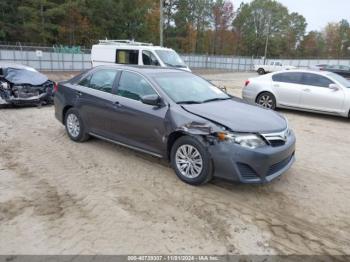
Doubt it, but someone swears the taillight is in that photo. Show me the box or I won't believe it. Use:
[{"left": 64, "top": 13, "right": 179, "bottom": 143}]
[
  {"left": 244, "top": 80, "right": 250, "bottom": 87},
  {"left": 53, "top": 82, "right": 58, "bottom": 92}
]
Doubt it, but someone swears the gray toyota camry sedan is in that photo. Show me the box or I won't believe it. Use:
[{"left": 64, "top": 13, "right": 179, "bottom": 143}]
[{"left": 54, "top": 65, "right": 295, "bottom": 185}]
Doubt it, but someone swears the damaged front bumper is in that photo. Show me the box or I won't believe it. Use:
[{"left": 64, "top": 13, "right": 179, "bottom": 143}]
[
  {"left": 208, "top": 131, "right": 296, "bottom": 183},
  {"left": 0, "top": 81, "right": 54, "bottom": 106}
]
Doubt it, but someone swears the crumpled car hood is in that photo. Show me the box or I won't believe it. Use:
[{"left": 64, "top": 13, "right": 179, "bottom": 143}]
[
  {"left": 0, "top": 66, "right": 53, "bottom": 106},
  {"left": 4, "top": 68, "right": 48, "bottom": 86},
  {"left": 182, "top": 99, "right": 287, "bottom": 133}
]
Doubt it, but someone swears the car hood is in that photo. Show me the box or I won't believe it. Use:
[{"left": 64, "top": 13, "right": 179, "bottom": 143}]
[
  {"left": 3, "top": 68, "right": 48, "bottom": 85},
  {"left": 182, "top": 99, "right": 287, "bottom": 133}
]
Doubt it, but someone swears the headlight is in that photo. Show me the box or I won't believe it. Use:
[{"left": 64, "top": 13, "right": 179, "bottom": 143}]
[{"left": 217, "top": 132, "right": 266, "bottom": 149}]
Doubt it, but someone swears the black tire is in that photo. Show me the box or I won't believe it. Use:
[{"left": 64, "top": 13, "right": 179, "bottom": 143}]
[
  {"left": 170, "top": 136, "right": 213, "bottom": 185},
  {"left": 64, "top": 108, "right": 90, "bottom": 142},
  {"left": 256, "top": 92, "right": 276, "bottom": 110},
  {"left": 257, "top": 68, "right": 266, "bottom": 75}
]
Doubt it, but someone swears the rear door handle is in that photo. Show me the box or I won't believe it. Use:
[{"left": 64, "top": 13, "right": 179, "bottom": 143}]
[{"left": 303, "top": 88, "right": 311, "bottom": 92}]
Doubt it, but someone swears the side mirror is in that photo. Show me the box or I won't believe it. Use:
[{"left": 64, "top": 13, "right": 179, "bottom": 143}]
[
  {"left": 141, "top": 94, "right": 161, "bottom": 106},
  {"left": 329, "top": 83, "right": 340, "bottom": 91}
]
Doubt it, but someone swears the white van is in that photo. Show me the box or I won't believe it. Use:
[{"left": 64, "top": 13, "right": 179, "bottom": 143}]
[{"left": 91, "top": 40, "right": 191, "bottom": 71}]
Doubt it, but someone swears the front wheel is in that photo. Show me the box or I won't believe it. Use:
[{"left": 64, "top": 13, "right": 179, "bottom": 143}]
[
  {"left": 65, "top": 108, "right": 90, "bottom": 142},
  {"left": 256, "top": 92, "right": 276, "bottom": 110},
  {"left": 170, "top": 136, "right": 213, "bottom": 185}
]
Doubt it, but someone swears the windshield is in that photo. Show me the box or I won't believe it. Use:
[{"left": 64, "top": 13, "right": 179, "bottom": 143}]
[
  {"left": 153, "top": 73, "right": 230, "bottom": 104},
  {"left": 155, "top": 50, "right": 186, "bottom": 68},
  {"left": 326, "top": 72, "right": 350, "bottom": 88}
]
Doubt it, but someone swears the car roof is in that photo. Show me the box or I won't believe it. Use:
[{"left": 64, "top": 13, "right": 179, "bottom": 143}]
[
  {"left": 270, "top": 69, "right": 334, "bottom": 76},
  {"left": 93, "top": 64, "right": 189, "bottom": 75},
  {"left": 92, "top": 44, "right": 174, "bottom": 52}
]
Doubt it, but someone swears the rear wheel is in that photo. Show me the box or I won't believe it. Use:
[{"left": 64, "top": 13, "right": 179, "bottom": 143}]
[
  {"left": 64, "top": 108, "right": 90, "bottom": 142},
  {"left": 257, "top": 68, "right": 266, "bottom": 75},
  {"left": 256, "top": 92, "right": 276, "bottom": 110},
  {"left": 170, "top": 136, "right": 213, "bottom": 185}
]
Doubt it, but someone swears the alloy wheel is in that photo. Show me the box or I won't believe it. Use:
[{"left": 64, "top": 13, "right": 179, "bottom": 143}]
[
  {"left": 66, "top": 113, "right": 80, "bottom": 138},
  {"left": 175, "top": 144, "right": 203, "bottom": 178},
  {"left": 258, "top": 95, "right": 274, "bottom": 109}
]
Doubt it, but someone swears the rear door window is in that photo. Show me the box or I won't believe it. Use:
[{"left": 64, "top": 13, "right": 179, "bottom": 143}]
[
  {"left": 117, "top": 71, "right": 157, "bottom": 101},
  {"left": 79, "top": 69, "right": 118, "bottom": 93},
  {"left": 272, "top": 72, "right": 303, "bottom": 84},
  {"left": 301, "top": 73, "right": 334, "bottom": 88},
  {"left": 116, "top": 50, "right": 139, "bottom": 65}
]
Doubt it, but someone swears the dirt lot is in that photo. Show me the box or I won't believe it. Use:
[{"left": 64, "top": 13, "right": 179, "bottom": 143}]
[{"left": 0, "top": 72, "right": 350, "bottom": 255}]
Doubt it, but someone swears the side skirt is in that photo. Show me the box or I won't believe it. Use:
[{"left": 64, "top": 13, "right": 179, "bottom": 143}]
[
  {"left": 89, "top": 132, "right": 164, "bottom": 159},
  {"left": 278, "top": 104, "right": 345, "bottom": 117}
]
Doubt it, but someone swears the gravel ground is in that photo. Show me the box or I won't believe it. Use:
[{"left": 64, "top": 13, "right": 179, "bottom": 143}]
[{"left": 0, "top": 71, "right": 350, "bottom": 255}]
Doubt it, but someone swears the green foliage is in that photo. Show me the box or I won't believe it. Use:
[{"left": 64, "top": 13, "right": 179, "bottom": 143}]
[
  {"left": 53, "top": 45, "right": 82, "bottom": 53},
  {"left": 233, "top": 0, "right": 305, "bottom": 57},
  {"left": 0, "top": 0, "right": 349, "bottom": 58}
]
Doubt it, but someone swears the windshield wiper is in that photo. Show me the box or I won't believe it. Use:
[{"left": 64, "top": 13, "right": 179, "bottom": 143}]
[
  {"left": 177, "top": 100, "right": 203, "bottom": 104},
  {"left": 202, "top": 97, "right": 231, "bottom": 103}
]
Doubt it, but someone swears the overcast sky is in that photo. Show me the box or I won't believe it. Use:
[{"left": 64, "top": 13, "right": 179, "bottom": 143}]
[{"left": 233, "top": 0, "right": 350, "bottom": 32}]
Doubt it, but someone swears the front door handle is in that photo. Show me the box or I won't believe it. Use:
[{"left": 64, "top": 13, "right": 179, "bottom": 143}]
[
  {"left": 76, "top": 91, "right": 82, "bottom": 97},
  {"left": 303, "top": 88, "right": 311, "bottom": 92},
  {"left": 113, "top": 101, "right": 122, "bottom": 107}
]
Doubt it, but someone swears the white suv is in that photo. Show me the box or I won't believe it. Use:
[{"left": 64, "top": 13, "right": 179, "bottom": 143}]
[{"left": 91, "top": 40, "right": 190, "bottom": 71}]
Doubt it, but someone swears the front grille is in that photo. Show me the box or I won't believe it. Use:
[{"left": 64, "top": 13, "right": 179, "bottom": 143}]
[
  {"left": 237, "top": 163, "right": 260, "bottom": 180},
  {"left": 267, "top": 155, "right": 293, "bottom": 176},
  {"left": 261, "top": 129, "right": 289, "bottom": 147},
  {"left": 269, "top": 140, "right": 286, "bottom": 147}
]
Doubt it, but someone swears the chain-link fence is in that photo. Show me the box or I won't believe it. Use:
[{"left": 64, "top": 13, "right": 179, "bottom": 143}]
[
  {"left": 0, "top": 44, "right": 91, "bottom": 71},
  {"left": 181, "top": 54, "right": 258, "bottom": 71},
  {"left": 182, "top": 54, "right": 350, "bottom": 71},
  {"left": 1, "top": 44, "right": 350, "bottom": 72}
]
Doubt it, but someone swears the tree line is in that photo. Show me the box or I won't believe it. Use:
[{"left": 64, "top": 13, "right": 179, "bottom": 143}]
[{"left": 0, "top": 0, "right": 349, "bottom": 58}]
